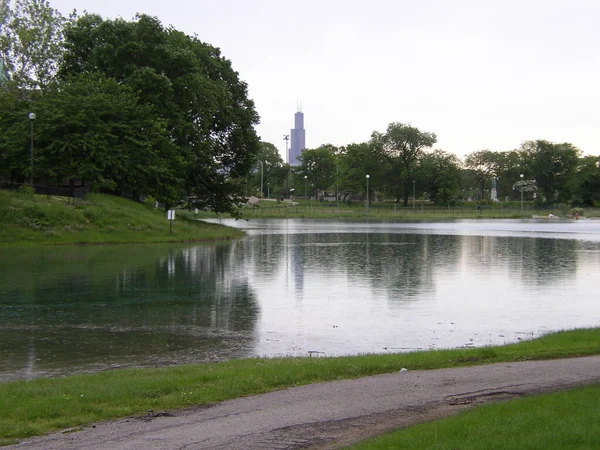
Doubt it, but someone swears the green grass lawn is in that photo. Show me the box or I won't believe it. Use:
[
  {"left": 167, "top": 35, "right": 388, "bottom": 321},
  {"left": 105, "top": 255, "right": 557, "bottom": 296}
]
[
  {"left": 0, "top": 328, "right": 598, "bottom": 445},
  {"left": 191, "top": 199, "right": 598, "bottom": 220},
  {"left": 0, "top": 190, "right": 244, "bottom": 245},
  {"left": 349, "top": 383, "right": 600, "bottom": 449}
]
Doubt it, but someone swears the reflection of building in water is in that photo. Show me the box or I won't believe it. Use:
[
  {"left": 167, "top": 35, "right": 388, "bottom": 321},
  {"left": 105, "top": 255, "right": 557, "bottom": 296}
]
[
  {"left": 279, "top": 225, "right": 304, "bottom": 297},
  {"left": 281, "top": 232, "right": 305, "bottom": 296},
  {"left": 291, "top": 240, "right": 304, "bottom": 295}
]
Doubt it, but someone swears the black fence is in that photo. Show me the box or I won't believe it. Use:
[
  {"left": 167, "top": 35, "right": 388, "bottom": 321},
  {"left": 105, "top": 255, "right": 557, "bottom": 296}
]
[{"left": 0, "top": 181, "right": 91, "bottom": 199}]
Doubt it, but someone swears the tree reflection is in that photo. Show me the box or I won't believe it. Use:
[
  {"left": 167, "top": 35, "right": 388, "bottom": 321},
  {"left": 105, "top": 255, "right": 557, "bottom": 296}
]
[{"left": 0, "top": 243, "right": 259, "bottom": 381}]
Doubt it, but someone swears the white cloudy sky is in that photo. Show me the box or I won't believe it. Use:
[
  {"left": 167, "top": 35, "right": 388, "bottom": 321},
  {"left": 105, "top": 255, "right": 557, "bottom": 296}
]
[{"left": 50, "top": 0, "right": 600, "bottom": 161}]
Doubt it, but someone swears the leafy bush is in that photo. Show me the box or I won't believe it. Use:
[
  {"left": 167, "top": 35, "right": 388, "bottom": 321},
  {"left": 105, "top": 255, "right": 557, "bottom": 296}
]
[
  {"left": 18, "top": 185, "right": 36, "bottom": 198},
  {"left": 144, "top": 196, "right": 157, "bottom": 208},
  {"left": 571, "top": 207, "right": 584, "bottom": 216}
]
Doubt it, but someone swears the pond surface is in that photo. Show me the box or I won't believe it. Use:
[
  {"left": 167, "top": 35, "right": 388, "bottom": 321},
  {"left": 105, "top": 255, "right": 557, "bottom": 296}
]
[{"left": 1, "top": 219, "right": 599, "bottom": 381}]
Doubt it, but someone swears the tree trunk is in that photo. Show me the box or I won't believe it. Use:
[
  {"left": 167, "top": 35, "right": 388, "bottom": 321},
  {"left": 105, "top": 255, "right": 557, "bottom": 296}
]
[{"left": 403, "top": 191, "right": 409, "bottom": 207}]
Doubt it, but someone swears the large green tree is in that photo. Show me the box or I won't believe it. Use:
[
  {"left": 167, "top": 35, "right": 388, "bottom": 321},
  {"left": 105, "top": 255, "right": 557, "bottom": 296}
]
[
  {"left": 464, "top": 150, "right": 504, "bottom": 199},
  {"left": 519, "top": 140, "right": 580, "bottom": 204},
  {"left": 250, "top": 142, "right": 288, "bottom": 198},
  {"left": 297, "top": 145, "right": 338, "bottom": 197},
  {"left": 337, "top": 142, "right": 385, "bottom": 203},
  {"left": 0, "top": 0, "right": 65, "bottom": 92},
  {"left": 59, "top": 13, "right": 260, "bottom": 214},
  {"left": 418, "top": 149, "right": 461, "bottom": 205},
  {"left": 371, "top": 123, "right": 437, "bottom": 206},
  {"left": 571, "top": 155, "right": 600, "bottom": 206},
  {"left": 0, "top": 73, "right": 182, "bottom": 202}
]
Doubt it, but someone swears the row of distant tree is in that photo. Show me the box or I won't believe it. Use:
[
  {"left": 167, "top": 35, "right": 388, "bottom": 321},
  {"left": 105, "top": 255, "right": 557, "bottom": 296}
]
[
  {"left": 1, "top": 1, "right": 598, "bottom": 213},
  {"left": 253, "top": 124, "right": 600, "bottom": 207}
]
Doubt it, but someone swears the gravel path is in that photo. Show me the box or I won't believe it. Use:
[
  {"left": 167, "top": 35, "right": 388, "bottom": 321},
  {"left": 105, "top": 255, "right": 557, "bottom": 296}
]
[{"left": 10, "top": 356, "right": 600, "bottom": 449}]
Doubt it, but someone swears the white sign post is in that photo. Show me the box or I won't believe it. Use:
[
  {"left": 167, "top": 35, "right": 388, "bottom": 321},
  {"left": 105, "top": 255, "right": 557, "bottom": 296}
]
[{"left": 167, "top": 210, "right": 175, "bottom": 234}]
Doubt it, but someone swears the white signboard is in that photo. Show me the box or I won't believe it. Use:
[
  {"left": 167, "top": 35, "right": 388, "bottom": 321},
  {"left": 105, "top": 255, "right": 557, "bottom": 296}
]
[{"left": 167, "top": 210, "right": 175, "bottom": 220}]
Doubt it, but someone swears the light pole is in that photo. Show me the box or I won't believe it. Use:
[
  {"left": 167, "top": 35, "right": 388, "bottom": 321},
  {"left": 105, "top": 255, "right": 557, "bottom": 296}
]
[
  {"left": 283, "top": 135, "right": 291, "bottom": 190},
  {"left": 520, "top": 173, "right": 524, "bottom": 211},
  {"left": 412, "top": 180, "right": 416, "bottom": 209},
  {"left": 28, "top": 112, "right": 36, "bottom": 185},
  {"left": 258, "top": 160, "right": 264, "bottom": 198},
  {"left": 365, "top": 174, "right": 370, "bottom": 215},
  {"left": 335, "top": 163, "right": 339, "bottom": 204},
  {"left": 304, "top": 175, "right": 307, "bottom": 200},
  {"left": 283, "top": 135, "right": 289, "bottom": 163}
]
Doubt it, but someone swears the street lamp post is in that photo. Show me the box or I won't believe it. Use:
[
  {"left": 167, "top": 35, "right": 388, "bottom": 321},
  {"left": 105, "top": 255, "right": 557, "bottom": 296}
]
[
  {"left": 258, "top": 160, "right": 264, "bottom": 198},
  {"left": 28, "top": 112, "right": 36, "bottom": 185},
  {"left": 412, "top": 180, "right": 416, "bottom": 209},
  {"left": 283, "top": 134, "right": 289, "bottom": 162},
  {"left": 335, "top": 163, "right": 339, "bottom": 205},
  {"left": 365, "top": 174, "right": 370, "bottom": 215},
  {"left": 304, "top": 175, "right": 307, "bottom": 200},
  {"left": 520, "top": 173, "right": 524, "bottom": 211}
]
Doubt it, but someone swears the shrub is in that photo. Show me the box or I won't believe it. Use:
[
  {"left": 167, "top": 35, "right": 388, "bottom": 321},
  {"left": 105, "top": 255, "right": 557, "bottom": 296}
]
[
  {"left": 18, "top": 185, "right": 36, "bottom": 198},
  {"left": 571, "top": 207, "right": 584, "bottom": 216},
  {"left": 144, "top": 196, "right": 157, "bottom": 208}
]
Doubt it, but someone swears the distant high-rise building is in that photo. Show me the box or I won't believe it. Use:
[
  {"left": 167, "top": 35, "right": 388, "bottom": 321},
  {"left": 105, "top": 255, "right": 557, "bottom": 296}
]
[{"left": 289, "top": 110, "right": 305, "bottom": 166}]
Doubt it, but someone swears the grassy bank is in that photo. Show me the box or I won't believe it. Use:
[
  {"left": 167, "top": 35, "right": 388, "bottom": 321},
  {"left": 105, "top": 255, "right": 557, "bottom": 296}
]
[
  {"left": 0, "top": 190, "right": 244, "bottom": 246},
  {"left": 350, "top": 383, "right": 600, "bottom": 449},
  {"left": 190, "top": 199, "right": 599, "bottom": 220},
  {"left": 1, "top": 328, "right": 598, "bottom": 445}
]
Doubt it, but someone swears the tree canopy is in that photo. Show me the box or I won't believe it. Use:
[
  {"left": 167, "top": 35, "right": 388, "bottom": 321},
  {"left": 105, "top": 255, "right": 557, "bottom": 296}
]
[
  {"left": 519, "top": 140, "right": 580, "bottom": 204},
  {"left": 297, "top": 145, "right": 338, "bottom": 195},
  {"left": 59, "top": 13, "right": 260, "bottom": 212},
  {"left": 0, "top": 6, "right": 260, "bottom": 215},
  {"left": 371, "top": 123, "right": 437, "bottom": 205},
  {"left": 0, "top": 0, "right": 65, "bottom": 92}
]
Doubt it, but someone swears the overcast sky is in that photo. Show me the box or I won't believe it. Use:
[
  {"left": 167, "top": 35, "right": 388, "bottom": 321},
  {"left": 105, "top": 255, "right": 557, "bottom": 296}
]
[{"left": 50, "top": 0, "right": 600, "bottom": 161}]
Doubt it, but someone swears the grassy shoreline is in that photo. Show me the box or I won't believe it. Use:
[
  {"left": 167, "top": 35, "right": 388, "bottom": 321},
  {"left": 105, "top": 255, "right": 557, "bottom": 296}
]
[
  {"left": 0, "top": 190, "right": 244, "bottom": 246},
  {"left": 2, "top": 190, "right": 594, "bottom": 247},
  {"left": 0, "top": 328, "right": 598, "bottom": 445},
  {"left": 190, "top": 199, "right": 599, "bottom": 221}
]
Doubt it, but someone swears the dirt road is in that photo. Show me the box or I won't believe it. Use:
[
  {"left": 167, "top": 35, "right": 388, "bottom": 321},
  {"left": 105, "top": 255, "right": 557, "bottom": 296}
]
[{"left": 10, "top": 356, "right": 600, "bottom": 449}]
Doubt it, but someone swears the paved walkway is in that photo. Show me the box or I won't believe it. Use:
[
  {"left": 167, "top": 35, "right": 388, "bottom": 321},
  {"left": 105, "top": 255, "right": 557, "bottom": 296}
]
[{"left": 10, "top": 356, "right": 600, "bottom": 449}]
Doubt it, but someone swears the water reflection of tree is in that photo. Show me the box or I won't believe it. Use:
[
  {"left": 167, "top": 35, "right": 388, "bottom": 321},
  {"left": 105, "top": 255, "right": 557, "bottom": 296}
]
[
  {"left": 369, "top": 234, "right": 462, "bottom": 300},
  {"left": 0, "top": 243, "right": 259, "bottom": 380},
  {"left": 459, "top": 235, "right": 580, "bottom": 287},
  {"left": 271, "top": 233, "right": 464, "bottom": 302},
  {"left": 506, "top": 237, "right": 578, "bottom": 286}
]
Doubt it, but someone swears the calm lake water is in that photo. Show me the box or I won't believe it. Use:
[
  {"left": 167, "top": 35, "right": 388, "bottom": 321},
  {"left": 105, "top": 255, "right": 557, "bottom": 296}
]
[{"left": 1, "top": 219, "right": 599, "bottom": 381}]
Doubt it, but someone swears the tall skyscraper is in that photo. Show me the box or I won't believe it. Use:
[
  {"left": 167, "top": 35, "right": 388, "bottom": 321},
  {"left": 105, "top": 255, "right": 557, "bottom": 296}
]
[{"left": 289, "top": 110, "right": 305, "bottom": 166}]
